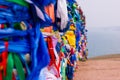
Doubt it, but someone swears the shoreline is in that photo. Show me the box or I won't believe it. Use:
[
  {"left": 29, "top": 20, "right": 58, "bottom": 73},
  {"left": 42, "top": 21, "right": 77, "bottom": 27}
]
[{"left": 88, "top": 54, "right": 120, "bottom": 60}]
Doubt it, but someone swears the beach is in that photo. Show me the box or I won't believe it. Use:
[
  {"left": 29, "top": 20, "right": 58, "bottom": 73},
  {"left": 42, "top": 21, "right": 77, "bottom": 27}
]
[{"left": 74, "top": 54, "right": 120, "bottom": 80}]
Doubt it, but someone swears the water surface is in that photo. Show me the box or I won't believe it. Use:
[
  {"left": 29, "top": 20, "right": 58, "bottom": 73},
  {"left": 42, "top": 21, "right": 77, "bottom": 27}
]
[{"left": 87, "top": 27, "right": 120, "bottom": 58}]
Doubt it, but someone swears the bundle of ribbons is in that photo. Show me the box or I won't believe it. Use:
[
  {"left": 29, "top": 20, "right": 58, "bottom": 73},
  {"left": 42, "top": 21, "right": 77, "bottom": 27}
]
[{"left": 0, "top": 0, "right": 88, "bottom": 80}]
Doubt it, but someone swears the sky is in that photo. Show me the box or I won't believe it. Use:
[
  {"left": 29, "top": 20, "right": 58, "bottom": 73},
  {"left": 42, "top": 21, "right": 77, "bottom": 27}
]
[
  {"left": 77, "top": 0, "right": 120, "bottom": 28},
  {"left": 77, "top": 0, "right": 120, "bottom": 57}
]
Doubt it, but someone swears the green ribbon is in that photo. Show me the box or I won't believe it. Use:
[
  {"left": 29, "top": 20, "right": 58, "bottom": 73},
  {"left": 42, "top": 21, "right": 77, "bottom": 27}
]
[
  {"left": 4, "top": 53, "right": 25, "bottom": 80},
  {"left": 7, "top": 0, "right": 29, "bottom": 7},
  {"left": 4, "top": 53, "right": 14, "bottom": 80},
  {"left": 13, "top": 53, "right": 25, "bottom": 80},
  {"left": 72, "top": 3, "right": 77, "bottom": 10}
]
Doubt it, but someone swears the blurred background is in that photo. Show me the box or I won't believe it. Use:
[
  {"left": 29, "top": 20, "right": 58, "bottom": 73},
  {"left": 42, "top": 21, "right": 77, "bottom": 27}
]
[{"left": 77, "top": 0, "right": 120, "bottom": 58}]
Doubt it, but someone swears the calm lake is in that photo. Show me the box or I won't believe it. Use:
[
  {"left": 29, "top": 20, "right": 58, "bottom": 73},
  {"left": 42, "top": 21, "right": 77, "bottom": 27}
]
[{"left": 87, "top": 27, "right": 120, "bottom": 58}]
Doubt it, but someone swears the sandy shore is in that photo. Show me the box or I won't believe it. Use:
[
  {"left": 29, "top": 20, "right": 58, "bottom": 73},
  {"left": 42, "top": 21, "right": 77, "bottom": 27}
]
[{"left": 74, "top": 54, "right": 120, "bottom": 80}]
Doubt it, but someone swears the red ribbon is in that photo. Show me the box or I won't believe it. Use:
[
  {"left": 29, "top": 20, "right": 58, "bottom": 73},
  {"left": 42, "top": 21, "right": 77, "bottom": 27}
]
[
  {"left": 0, "top": 71, "right": 3, "bottom": 80},
  {"left": 0, "top": 24, "right": 4, "bottom": 29},
  {"left": 54, "top": 58, "right": 60, "bottom": 78},
  {"left": 12, "top": 72, "right": 16, "bottom": 80},
  {"left": 46, "top": 36, "right": 61, "bottom": 77},
  {"left": 3, "top": 41, "right": 8, "bottom": 76},
  {"left": 47, "top": 36, "right": 56, "bottom": 66},
  {"left": 0, "top": 41, "right": 8, "bottom": 79},
  {"left": 0, "top": 5, "right": 8, "bottom": 8}
]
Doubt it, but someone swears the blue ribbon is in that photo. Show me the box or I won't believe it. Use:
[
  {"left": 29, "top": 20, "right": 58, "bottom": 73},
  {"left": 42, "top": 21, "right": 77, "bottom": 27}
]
[
  {"left": 0, "top": 40, "right": 30, "bottom": 53},
  {"left": 0, "top": 28, "right": 28, "bottom": 38},
  {"left": 26, "top": 23, "right": 50, "bottom": 80},
  {"left": 0, "top": 1, "right": 50, "bottom": 80},
  {"left": 0, "top": 1, "right": 30, "bottom": 24},
  {"left": 31, "top": 0, "right": 56, "bottom": 7}
]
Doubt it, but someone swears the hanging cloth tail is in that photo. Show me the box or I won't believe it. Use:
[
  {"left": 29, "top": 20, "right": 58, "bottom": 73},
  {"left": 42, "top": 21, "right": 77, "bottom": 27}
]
[
  {"left": 3, "top": 53, "right": 25, "bottom": 80},
  {"left": 46, "top": 36, "right": 61, "bottom": 77},
  {"left": 44, "top": 4, "right": 55, "bottom": 32},
  {"left": 44, "top": 4, "right": 55, "bottom": 23},
  {"left": 57, "top": 0, "right": 68, "bottom": 30},
  {"left": 13, "top": 53, "right": 25, "bottom": 80},
  {"left": 54, "top": 57, "right": 61, "bottom": 77},
  {"left": 0, "top": 41, "right": 9, "bottom": 79},
  {"left": 6, "top": 0, "right": 29, "bottom": 7},
  {"left": 4, "top": 53, "right": 14, "bottom": 80},
  {"left": 47, "top": 36, "right": 56, "bottom": 66},
  {"left": 27, "top": 30, "right": 50, "bottom": 80},
  {"left": 1, "top": 51, "right": 8, "bottom": 76},
  {"left": 0, "top": 72, "right": 3, "bottom": 80}
]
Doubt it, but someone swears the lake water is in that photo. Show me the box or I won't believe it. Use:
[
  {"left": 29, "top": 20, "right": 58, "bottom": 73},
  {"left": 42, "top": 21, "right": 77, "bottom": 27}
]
[{"left": 87, "top": 27, "right": 120, "bottom": 58}]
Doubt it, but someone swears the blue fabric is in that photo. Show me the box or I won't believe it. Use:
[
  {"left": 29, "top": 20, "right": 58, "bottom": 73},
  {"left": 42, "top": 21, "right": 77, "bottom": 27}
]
[
  {"left": 78, "top": 46, "right": 81, "bottom": 52},
  {"left": 75, "top": 10, "right": 80, "bottom": 21},
  {"left": 29, "top": 0, "right": 54, "bottom": 25},
  {"left": 0, "top": 1, "right": 52, "bottom": 28},
  {"left": 0, "top": 28, "right": 28, "bottom": 39},
  {"left": 76, "top": 33, "right": 80, "bottom": 49},
  {"left": 67, "top": 4, "right": 72, "bottom": 11},
  {"left": 0, "top": 1, "right": 50, "bottom": 80},
  {"left": 31, "top": 0, "right": 55, "bottom": 7},
  {"left": 0, "top": 40, "right": 30, "bottom": 53},
  {"left": 66, "top": 64, "right": 74, "bottom": 79},
  {"left": 29, "top": 4, "right": 52, "bottom": 28},
  {"left": 67, "top": 0, "right": 75, "bottom": 4},
  {"left": 82, "top": 40, "right": 85, "bottom": 44},
  {"left": 27, "top": 25, "right": 50, "bottom": 80},
  {"left": 68, "top": 13, "right": 73, "bottom": 20},
  {"left": 75, "top": 22, "right": 81, "bottom": 49},
  {"left": 70, "top": 54, "right": 77, "bottom": 64},
  {"left": 55, "top": 42, "right": 61, "bottom": 53},
  {"left": 0, "top": 1, "right": 30, "bottom": 24}
]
